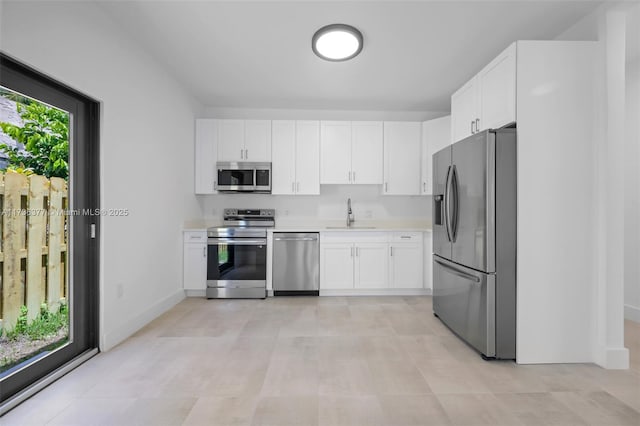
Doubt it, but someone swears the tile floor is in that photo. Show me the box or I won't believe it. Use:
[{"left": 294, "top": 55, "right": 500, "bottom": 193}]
[{"left": 2, "top": 296, "right": 639, "bottom": 425}]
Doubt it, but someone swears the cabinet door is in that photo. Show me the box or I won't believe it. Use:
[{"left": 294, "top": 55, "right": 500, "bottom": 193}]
[
  {"left": 184, "top": 243, "right": 207, "bottom": 290},
  {"left": 244, "top": 120, "right": 272, "bottom": 161},
  {"left": 351, "top": 121, "right": 383, "bottom": 184},
  {"left": 383, "top": 122, "right": 422, "bottom": 195},
  {"left": 354, "top": 243, "right": 388, "bottom": 289},
  {"left": 451, "top": 78, "right": 478, "bottom": 143},
  {"left": 217, "top": 119, "right": 245, "bottom": 161},
  {"left": 271, "top": 120, "right": 296, "bottom": 195},
  {"left": 195, "top": 119, "right": 218, "bottom": 194},
  {"left": 320, "top": 121, "right": 352, "bottom": 184},
  {"left": 320, "top": 243, "right": 354, "bottom": 289},
  {"left": 295, "top": 120, "right": 320, "bottom": 195},
  {"left": 389, "top": 243, "right": 423, "bottom": 289},
  {"left": 423, "top": 232, "right": 432, "bottom": 290},
  {"left": 421, "top": 116, "right": 451, "bottom": 195},
  {"left": 478, "top": 43, "right": 516, "bottom": 132}
]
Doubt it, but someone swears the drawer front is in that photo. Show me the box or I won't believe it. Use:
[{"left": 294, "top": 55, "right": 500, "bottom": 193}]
[
  {"left": 321, "top": 231, "right": 388, "bottom": 244},
  {"left": 390, "top": 232, "right": 423, "bottom": 243},
  {"left": 184, "top": 231, "right": 207, "bottom": 243}
]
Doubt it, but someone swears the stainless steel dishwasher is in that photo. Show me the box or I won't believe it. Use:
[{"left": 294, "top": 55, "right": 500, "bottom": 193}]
[{"left": 273, "top": 233, "right": 320, "bottom": 296}]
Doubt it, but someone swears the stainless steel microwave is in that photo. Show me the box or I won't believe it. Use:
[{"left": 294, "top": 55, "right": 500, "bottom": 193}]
[{"left": 216, "top": 162, "right": 271, "bottom": 193}]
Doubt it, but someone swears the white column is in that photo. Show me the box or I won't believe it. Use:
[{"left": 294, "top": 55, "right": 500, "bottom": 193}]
[{"left": 595, "top": 10, "right": 629, "bottom": 369}]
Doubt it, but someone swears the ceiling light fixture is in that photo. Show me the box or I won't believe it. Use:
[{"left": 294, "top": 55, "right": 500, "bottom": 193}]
[{"left": 312, "top": 24, "right": 363, "bottom": 62}]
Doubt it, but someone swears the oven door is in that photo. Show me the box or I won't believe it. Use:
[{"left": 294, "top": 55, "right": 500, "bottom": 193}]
[{"left": 207, "top": 237, "right": 267, "bottom": 290}]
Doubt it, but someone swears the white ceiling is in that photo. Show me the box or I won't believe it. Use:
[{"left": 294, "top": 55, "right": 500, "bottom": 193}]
[{"left": 98, "top": 1, "right": 601, "bottom": 112}]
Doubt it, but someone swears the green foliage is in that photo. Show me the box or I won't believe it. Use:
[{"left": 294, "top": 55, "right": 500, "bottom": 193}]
[
  {"left": 4, "top": 302, "right": 69, "bottom": 341},
  {"left": 0, "top": 99, "right": 69, "bottom": 179}
]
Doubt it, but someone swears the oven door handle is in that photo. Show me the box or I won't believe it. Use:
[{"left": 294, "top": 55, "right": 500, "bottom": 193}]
[{"left": 208, "top": 238, "right": 266, "bottom": 245}]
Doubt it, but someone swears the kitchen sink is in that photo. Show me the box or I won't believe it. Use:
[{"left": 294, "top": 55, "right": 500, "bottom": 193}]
[{"left": 325, "top": 226, "right": 376, "bottom": 229}]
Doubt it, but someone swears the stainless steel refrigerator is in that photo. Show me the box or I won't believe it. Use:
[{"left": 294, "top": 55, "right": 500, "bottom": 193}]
[{"left": 432, "top": 128, "right": 516, "bottom": 359}]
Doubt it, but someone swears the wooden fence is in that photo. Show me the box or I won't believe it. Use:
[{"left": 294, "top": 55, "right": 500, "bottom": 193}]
[{"left": 0, "top": 171, "right": 68, "bottom": 332}]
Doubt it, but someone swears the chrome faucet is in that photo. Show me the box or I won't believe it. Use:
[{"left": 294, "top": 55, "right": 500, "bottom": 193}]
[{"left": 347, "top": 198, "right": 354, "bottom": 227}]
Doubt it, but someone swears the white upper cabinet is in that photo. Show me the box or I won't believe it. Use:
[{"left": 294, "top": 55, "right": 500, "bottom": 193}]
[
  {"left": 383, "top": 121, "right": 422, "bottom": 195},
  {"left": 217, "top": 119, "right": 245, "bottom": 161},
  {"left": 320, "top": 121, "right": 352, "bottom": 184},
  {"left": 194, "top": 119, "right": 218, "bottom": 195},
  {"left": 451, "top": 78, "right": 479, "bottom": 143},
  {"left": 271, "top": 120, "right": 296, "bottom": 194},
  {"left": 421, "top": 116, "right": 451, "bottom": 195},
  {"left": 244, "top": 120, "right": 272, "bottom": 161},
  {"left": 217, "top": 119, "right": 272, "bottom": 162},
  {"left": 272, "top": 120, "right": 320, "bottom": 195},
  {"left": 450, "top": 43, "right": 516, "bottom": 144},
  {"left": 351, "top": 121, "right": 384, "bottom": 184},
  {"left": 478, "top": 43, "right": 516, "bottom": 132},
  {"left": 320, "top": 121, "right": 383, "bottom": 185},
  {"left": 295, "top": 121, "right": 320, "bottom": 194}
]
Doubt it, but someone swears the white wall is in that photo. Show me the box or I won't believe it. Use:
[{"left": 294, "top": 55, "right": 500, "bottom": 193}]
[
  {"left": 624, "top": 5, "right": 640, "bottom": 322},
  {"left": 555, "top": 2, "right": 637, "bottom": 367},
  {"left": 198, "top": 186, "right": 431, "bottom": 225},
  {"left": 0, "top": 1, "right": 202, "bottom": 350}
]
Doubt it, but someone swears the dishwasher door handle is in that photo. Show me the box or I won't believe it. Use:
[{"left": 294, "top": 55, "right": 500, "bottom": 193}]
[{"left": 274, "top": 237, "right": 318, "bottom": 241}]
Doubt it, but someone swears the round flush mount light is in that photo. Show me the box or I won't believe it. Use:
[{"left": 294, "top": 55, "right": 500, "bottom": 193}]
[{"left": 312, "top": 24, "right": 363, "bottom": 62}]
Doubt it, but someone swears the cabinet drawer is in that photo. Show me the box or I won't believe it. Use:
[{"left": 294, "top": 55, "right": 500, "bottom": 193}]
[
  {"left": 390, "top": 232, "right": 423, "bottom": 243},
  {"left": 321, "top": 231, "right": 388, "bottom": 244},
  {"left": 184, "top": 231, "right": 207, "bottom": 243}
]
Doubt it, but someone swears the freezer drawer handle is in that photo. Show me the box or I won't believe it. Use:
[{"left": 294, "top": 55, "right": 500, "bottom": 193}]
[{"left": 434, "top": 258, "right": 481, "bottom": 283}]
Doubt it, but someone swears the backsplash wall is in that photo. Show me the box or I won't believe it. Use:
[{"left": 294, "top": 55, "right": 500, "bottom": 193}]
[{"left": 198, "top": 185, "right": 431, "bottom": 224}]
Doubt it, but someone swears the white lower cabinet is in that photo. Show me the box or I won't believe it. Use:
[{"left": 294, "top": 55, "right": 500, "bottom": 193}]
[
  {"left": 354, "top": 243, "right": 388, "bottom": 289},
  {"left": 320, "top": 232, "right": 424, "bottom": 291},
  {"left": 320, "top": 243, "right": 355, "bottom": 289},
  {"left": 183, "top": 231, "right": 207, "bottom": 291}
]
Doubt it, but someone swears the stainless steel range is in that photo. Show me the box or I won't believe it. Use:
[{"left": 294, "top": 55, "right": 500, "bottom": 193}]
[{"left": 206, "top": 208, "right": 274, "bottom": 299}]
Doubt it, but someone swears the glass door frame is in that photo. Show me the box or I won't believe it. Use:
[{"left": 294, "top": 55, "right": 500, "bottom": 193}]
[{"left": 0, "top": 52, "right": 99, "bottom": 407}]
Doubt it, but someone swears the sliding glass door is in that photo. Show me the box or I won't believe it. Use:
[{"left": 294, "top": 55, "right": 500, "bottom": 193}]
[{"left": 0, "top": 53, "right": 99, "bottom": 406}]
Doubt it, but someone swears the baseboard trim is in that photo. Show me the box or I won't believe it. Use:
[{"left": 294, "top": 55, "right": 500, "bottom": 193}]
[
  {"left": 100, "top": 289, "right": 185, "bottom": 351},
  {"left": 185, "top": 289, "right": 206, "bottom": 297},
  {"left": 596, "top": 346, "right": 630, "bottom": 369},
  {"left": 320, "top": 288, "right": 432, "bottom": 297},
  {"left": 624, "top": 304, "right": 640, "bottom": 323}
]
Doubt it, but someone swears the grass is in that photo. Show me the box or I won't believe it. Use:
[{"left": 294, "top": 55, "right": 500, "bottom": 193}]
[
  {"left": 0, "top": 302, "right": 69, "bottom": 373},
  {"left": 4, "top": 302, "right": 68, "bottom": 341}
]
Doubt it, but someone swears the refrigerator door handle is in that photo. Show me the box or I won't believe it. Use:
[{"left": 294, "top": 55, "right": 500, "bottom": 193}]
[
  {"left": 434, "top": 258, "right": 481, "bottom": 283},
  {"left": 451, "top": 165, "right": 460, "bottom": 242},
  {"left": 444, "top": 165, "right": 453, "bottom": 242}
]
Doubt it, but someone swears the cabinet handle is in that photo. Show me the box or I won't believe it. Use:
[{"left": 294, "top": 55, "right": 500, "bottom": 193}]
[
  {"left": 348, "top": 171, "right": 352, "bottom": 182},
  {"left": 475, "top": 118, "right": 480, "bottom": 133},
  {"left": 214, "top": 180, "right": 217, "bottom": 190},
  {"left": 353, "top": 171, "right": 356, "bottom": 182},
  {"left": 423, "top": 182, "right": 426, "bottom": 192},
  {"left": 292, "top": 182, "right": 295, "bottom": 193},
  {"left": 245, "top": 149, "right": 248, "bottom": 159},
  {"left": 471, "top": 121, "right": 474, "bottom": 134},
  {"left": 240, "top": 149, "right": 244, "bottom": 159},
  {"left": 390, "top": 246, "right": 393, "bottom": 256},
  {"left": 350, "top": 246, "right": 353, "bottom": 257},
  {"left": 203, "top": 247, "right": 206, "bottom": 257},
  {"left": 296, "top": 182, "right": 300, "bottom": 192},
  {"left": 385, "top": 182, "right": 388, "bottom": 192}
]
